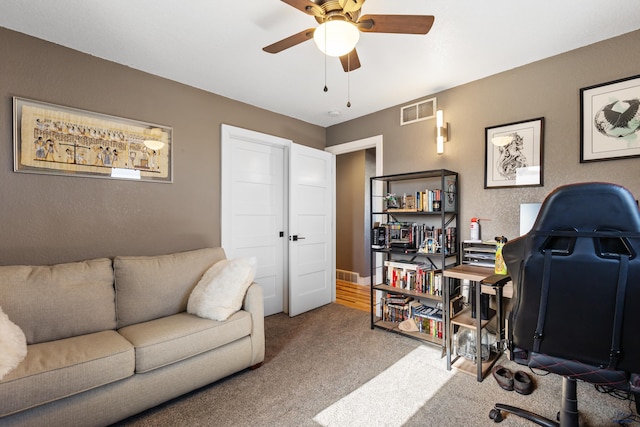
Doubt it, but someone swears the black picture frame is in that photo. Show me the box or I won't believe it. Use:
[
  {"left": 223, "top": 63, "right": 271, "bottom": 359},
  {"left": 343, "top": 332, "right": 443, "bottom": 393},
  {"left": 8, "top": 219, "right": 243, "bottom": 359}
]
[
  {"left": 580, "top": 74, "right": 640, "bottom": 163},
  {"left": 484, "top": 117, "right": 544, "bottom": 189}
]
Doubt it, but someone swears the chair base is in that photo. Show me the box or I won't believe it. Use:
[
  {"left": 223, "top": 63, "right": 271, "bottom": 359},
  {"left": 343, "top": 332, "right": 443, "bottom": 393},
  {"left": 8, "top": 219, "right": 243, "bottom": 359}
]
[{"left": 489, "top": 377, "right": 578, "bottom": 427}]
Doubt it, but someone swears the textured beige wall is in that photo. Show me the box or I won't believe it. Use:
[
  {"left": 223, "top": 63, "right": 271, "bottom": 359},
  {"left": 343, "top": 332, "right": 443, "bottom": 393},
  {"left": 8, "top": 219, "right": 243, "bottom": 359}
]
[
  {"left": 3, "top": 27, "right": 639, "bottom": 266},
  {"left": 327, "top": 29, "right": 640, "bottom": 242},
  {"left": 0, "top": 28, "right": 324, "bottom": 265},
  {"left": 336, "top": 151, "right": 364, "bottom": 274}
]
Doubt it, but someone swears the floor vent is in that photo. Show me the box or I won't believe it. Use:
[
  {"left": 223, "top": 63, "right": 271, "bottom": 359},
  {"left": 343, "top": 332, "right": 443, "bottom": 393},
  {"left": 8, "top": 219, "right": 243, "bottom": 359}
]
[
  {"left": 400, "top": 97, "right": 436, "bottom": 125},
  {"left": 336, "top": 269, "right": 359, "bottom": 284},
  {"left": 336, "top": 270, "right": 370, "bottom": 285}
]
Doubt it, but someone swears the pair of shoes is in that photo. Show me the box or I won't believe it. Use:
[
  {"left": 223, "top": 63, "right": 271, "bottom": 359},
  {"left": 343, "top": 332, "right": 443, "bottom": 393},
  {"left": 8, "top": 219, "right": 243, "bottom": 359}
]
[
  {"left": 492, "top": 365, "right": 534, "bottom": 395},
  {"left": 492, "top": 365, "right": 514, "bottom": 391}
]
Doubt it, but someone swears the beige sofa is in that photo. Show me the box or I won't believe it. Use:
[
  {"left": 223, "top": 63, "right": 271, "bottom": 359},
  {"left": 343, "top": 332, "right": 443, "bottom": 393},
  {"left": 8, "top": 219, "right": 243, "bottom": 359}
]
[{"left": 0, "top": 247, "right": 265, "bottom": 427}]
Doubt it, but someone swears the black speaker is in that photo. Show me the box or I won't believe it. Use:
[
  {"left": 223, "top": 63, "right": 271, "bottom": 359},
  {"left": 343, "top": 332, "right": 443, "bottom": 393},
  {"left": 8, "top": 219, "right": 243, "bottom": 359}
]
[
  {"left": 372, "top": 226, "right": 386, "bottom": 248},
  {"left": 471, "top": 292, "right": 493, "bottom": 320}
]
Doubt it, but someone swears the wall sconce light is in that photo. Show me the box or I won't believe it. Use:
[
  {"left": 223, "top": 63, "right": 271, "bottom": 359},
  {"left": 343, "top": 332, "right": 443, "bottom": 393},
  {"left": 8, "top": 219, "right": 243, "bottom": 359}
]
[{"left": 436, "top": 110, "right": 449, "bottom": 155}]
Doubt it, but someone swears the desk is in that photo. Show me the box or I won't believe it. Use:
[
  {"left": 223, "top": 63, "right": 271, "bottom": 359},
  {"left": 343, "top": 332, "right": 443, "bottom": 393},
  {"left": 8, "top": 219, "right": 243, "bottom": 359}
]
[{"left": 443, "top": 265, "right": 511, "bottom": 381}]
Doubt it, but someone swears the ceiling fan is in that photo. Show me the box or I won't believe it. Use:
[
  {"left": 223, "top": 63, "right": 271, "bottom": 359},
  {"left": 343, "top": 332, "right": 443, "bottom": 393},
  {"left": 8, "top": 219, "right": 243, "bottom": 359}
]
[{"left": 263, "top": 0, "right": 435, "bottom": 72}]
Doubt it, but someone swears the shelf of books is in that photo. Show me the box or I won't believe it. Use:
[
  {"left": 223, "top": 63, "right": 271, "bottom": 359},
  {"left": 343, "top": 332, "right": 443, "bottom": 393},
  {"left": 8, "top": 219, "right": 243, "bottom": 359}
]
[
  {"left": 369, "top": 169, "right": 459, "bottom": 346},
  {"left": 375, "top": 293, "right": 444, "bottom": 345},
  {"left": 381, "top": 259, "right": 444, "bottom": 295},
  {"left": 372, "top": 260, "right": 445, "bottom": 343},
  {"left": 372, "top": 223, "right": 458, "bottom": 256}
]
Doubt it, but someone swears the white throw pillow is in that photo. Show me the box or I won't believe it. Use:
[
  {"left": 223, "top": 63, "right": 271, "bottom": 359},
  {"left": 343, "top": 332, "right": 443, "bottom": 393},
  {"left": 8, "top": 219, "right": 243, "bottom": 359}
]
[
  {"left": 187, "top": 257, "right": 257, "bottom": 321},
  {"left": 0, "top": 306, "right": 27, "bottom": 380}
]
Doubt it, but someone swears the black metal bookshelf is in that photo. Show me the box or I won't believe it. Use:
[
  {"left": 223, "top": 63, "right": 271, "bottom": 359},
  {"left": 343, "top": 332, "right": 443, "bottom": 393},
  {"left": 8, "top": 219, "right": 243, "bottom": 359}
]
[{"left": 369, "top": 169, "right": 459, "bottom": 346}]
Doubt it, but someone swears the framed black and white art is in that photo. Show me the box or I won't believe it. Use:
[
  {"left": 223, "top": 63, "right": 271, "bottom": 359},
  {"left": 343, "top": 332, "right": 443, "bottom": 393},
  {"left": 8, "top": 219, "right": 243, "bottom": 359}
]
[
  {"left": 580, "top": 74, "right": 640, "bottom": 162},
  {"left": 484, "top": 117, "right": 544, "bottom": 189}
]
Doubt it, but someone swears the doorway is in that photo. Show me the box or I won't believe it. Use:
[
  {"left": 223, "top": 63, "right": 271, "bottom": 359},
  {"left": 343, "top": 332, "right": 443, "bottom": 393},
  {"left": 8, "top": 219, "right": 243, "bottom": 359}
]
[{"left": 325, "top": 135, "right": 383, "bottom": 308}]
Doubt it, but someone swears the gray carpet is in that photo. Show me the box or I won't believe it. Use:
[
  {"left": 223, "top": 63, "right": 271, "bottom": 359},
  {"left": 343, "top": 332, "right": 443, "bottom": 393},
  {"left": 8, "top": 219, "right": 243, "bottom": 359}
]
[{"left": 113, "top": 303, "right": 638, "bottom": 426}]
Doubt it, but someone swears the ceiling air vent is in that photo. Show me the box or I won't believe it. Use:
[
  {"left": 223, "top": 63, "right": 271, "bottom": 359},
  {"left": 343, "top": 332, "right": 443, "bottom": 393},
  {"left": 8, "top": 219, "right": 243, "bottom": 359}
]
[{"left": 400, "top": 97, "right": 436, "bottom": 126}]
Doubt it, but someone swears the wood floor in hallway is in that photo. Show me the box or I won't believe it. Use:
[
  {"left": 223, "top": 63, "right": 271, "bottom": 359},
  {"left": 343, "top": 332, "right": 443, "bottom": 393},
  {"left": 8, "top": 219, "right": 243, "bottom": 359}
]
[{"left": 335, "top": 280, "right": 370, "bottom": 312}]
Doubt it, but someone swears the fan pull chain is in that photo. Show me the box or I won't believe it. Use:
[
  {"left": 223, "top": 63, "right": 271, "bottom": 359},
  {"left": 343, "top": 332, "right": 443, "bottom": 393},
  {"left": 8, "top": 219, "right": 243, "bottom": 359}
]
[
  {"left": 323, "top": 26, "right": 328, "bottom": 92},
  {"left": 346, "top": 52, "right": 351, "bottom": 107},
  {"left": 323, "top": 52, "right": 328, "bottom": 92}
]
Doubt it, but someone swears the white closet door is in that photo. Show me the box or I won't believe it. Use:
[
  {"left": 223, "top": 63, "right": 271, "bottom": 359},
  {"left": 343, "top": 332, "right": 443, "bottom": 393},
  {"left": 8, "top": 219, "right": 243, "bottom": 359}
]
[
  {"left": 221, "top": 125, "right": 335, "bottom": 317},
  {"left": 221, "top": 125, "right": 287, "bottom": 316},
  {"left": 288, "top": 143, "right": 335, "bottom": 317}
]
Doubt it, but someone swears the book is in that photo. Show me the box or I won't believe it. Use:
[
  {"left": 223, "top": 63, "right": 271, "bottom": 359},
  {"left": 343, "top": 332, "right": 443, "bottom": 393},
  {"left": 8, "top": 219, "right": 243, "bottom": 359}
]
[
  {"left": 386, "top": 293, "right": 412, "bottom": 305},
  {"left": 382, "top": 298, "right": 410, "bottom": 323}
]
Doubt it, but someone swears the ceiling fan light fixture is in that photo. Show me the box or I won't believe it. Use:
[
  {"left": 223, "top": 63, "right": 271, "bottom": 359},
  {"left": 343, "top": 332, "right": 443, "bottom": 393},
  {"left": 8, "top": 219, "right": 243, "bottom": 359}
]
[{"left": 313, "top": 19, "right": 360, "bottom": 57}]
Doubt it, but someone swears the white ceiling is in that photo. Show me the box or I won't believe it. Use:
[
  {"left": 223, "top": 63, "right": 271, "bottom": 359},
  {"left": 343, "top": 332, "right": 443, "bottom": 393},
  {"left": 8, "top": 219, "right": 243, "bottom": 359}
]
[{"left": 1, "top": 0, "right": 640, "bottom": 127}]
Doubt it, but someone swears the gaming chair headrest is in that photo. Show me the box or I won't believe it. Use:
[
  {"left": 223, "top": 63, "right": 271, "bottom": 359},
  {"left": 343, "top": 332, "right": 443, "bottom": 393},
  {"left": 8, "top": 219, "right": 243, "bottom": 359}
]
[{"left": 531, "top": 182, "right": 640, "bottom": 233}]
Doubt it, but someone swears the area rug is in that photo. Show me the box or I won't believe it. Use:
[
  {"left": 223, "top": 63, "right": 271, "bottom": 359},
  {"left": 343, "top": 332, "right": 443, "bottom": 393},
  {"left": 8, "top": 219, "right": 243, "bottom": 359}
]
[{"left": 313, "top": 345, "right": 453, "bottom": 426}]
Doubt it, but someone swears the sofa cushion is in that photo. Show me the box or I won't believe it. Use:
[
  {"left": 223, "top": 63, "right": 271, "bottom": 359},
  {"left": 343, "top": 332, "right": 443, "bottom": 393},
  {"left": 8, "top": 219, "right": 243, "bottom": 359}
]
[
  {"left": 0, "top": 258, "right": 115, "bottom": 344},
  {"left": 0, "top": 305, "right": 27, "bottom": 380},
  {"left": 114, "top": 248, "right": 226, "bottom": 328},
  {"left": 187, "top": 257, "right": 256, "bottom": 321},
  {"left": 0, "top": 330, "right": 134, "bottom": 417},
  {"left": 118, "top": 311, "right": 252, "bottom": 373}
]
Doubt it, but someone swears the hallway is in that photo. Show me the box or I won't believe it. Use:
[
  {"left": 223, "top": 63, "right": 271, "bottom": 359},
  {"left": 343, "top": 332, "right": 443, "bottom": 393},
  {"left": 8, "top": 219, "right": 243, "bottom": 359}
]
[{"left": 335, "top": 280, "right": 369, "bottom": 312}]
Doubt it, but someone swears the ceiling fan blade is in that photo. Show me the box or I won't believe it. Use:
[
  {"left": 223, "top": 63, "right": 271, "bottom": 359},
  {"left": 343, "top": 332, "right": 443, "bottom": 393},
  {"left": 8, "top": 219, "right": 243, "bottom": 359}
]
[
  {"left": 358, "top": 15, "right": 435, "bottom": 34},
  {"left": 339, "top": 49, "right": 361, "bottom": 72},
  {"left": 281, "top": 0, "right": 324, "bottom": 17},
  {"left": 263, "top": 28, "right": 315, "bottom": 54},
  {"left": 339, "top": 0, "right": 365, "bottom": 14}
]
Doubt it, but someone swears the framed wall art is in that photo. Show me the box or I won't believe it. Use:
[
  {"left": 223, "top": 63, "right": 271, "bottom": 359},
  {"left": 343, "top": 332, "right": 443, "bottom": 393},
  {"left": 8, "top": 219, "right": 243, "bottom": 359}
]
[
  {"left": 580, "top": 74, "right": 640, "bottom": 162},
  {"left": 484, "top": 117, "right": 544, "bottom": 189},
  {"left": 13, "top": 97, "right": 173, "bottom": 182}
]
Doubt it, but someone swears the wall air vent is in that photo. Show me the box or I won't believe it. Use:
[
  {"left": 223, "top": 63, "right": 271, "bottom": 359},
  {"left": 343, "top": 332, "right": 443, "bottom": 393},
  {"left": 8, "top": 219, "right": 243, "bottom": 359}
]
[{"left": 400, "top": 97, "right": 436, "bottom": 126}]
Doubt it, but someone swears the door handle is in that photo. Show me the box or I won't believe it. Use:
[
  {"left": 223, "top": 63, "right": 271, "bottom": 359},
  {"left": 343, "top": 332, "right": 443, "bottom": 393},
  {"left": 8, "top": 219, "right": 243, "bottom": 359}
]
[{"left": 290, "top": 235, "right": 306, "bottom": 241}]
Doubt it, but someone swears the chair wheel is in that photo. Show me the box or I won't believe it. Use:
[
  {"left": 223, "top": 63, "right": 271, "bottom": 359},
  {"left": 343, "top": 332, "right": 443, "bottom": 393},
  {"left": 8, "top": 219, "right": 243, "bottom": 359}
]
[{"left": 489, "top": 408, "right": 503, "bottom": 423}]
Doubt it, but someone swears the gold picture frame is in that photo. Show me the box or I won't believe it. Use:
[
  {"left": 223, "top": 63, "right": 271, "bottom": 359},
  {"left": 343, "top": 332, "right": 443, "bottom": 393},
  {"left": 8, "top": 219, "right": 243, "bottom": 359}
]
[{"left": 13, "top": 97, "right": 173, "bottom": 183}]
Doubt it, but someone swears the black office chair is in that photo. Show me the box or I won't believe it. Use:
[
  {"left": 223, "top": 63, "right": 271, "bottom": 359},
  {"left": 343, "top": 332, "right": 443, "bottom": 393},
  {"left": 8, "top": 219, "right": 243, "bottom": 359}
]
[{"left": 486, "top": 182, "right": 640, "bottom": 426}]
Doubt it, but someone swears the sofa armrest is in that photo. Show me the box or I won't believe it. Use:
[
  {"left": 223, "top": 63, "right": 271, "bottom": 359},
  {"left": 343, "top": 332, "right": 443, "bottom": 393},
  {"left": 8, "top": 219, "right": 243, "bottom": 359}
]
[{"left": 243, "top": 283, "right": 265, "bottom": 366}]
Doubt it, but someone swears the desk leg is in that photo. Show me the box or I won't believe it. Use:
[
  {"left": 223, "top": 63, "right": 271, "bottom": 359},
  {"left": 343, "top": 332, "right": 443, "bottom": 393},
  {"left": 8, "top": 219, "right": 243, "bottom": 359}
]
[
  {"left": 496, "top": 287, "right": 504, "bottom": 351},
  {"left": 445, "top": 276, "right": 452, "bottom": 371},
  {"left": 475, "top": 281, "right": 482, "bottom": 381}
]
